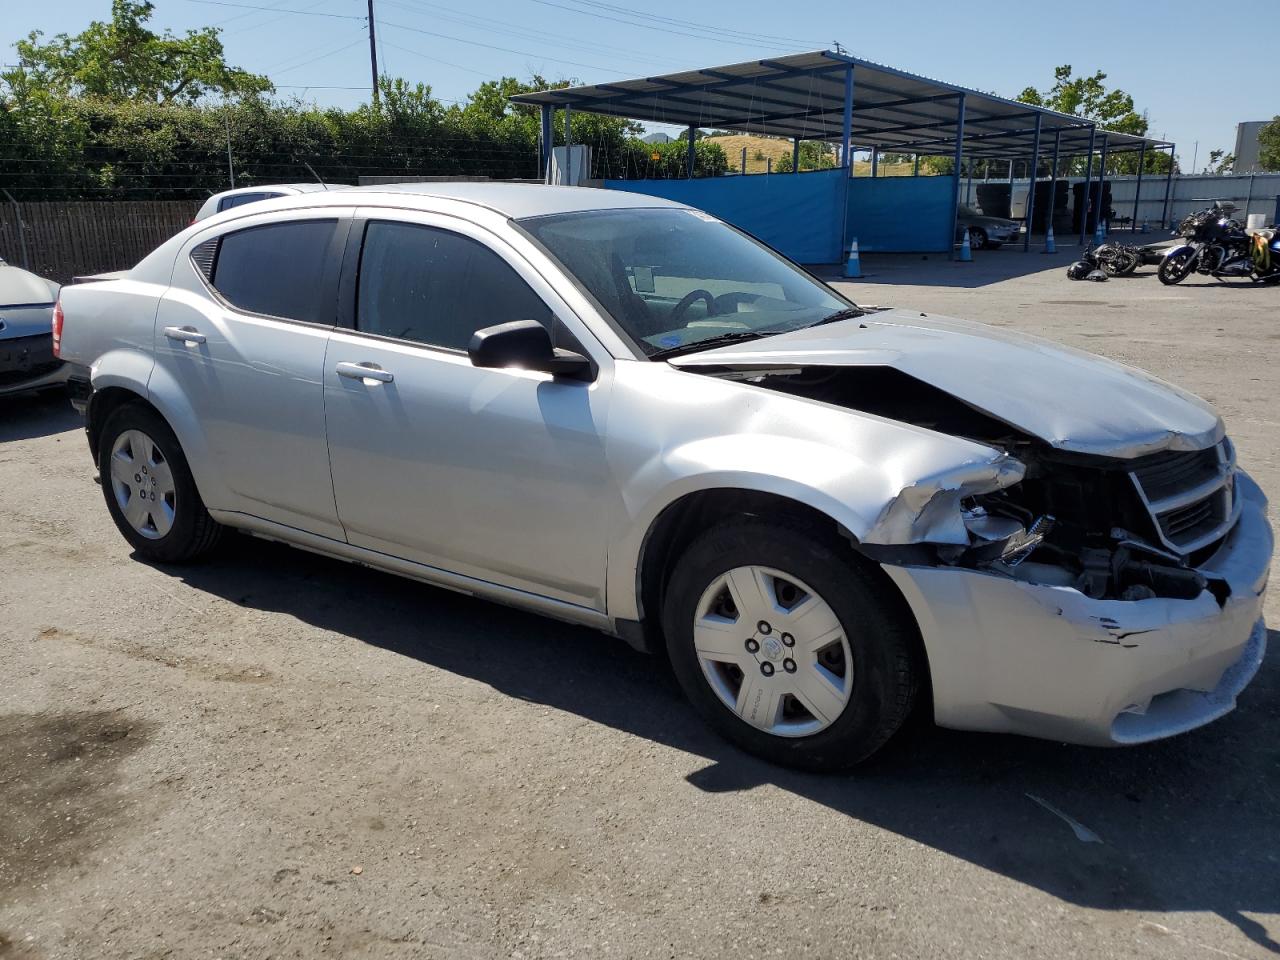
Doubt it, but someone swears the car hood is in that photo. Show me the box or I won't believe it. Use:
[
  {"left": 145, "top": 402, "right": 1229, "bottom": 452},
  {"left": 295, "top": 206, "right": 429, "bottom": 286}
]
[{"left": 668, "top": 310, "right": 1223, "bottom": 458}]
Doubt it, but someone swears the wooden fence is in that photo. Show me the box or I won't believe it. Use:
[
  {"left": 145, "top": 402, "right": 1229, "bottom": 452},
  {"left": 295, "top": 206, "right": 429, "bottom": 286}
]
[{"left": 0, "top": 201, "right": 199, "bottom": 283}]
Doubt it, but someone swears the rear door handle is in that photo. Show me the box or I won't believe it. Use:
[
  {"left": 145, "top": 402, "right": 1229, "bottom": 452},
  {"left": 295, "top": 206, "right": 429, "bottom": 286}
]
[
  {"left": 163, "top": 325, "right": 206, "bottom": 345},
  {"left": 335, "top": 361, "right": 394, "bottom": 384}
]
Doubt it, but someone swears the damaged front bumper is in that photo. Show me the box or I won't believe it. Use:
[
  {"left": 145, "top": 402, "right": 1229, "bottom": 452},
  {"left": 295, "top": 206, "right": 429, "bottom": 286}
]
[{"left": 881, "top": 470, "right": 1271, "bottom": 746}]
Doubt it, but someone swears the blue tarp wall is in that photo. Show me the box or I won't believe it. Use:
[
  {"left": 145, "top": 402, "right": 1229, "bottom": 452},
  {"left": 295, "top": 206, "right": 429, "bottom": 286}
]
[
  {"left": 603, "top": 168, "right": 846, "bottom": 264},
  {"left": 846, "top": 176, "right": 955, "bottom": 253}
]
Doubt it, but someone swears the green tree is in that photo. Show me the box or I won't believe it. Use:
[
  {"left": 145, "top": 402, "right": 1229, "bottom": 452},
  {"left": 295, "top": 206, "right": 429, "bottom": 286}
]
[
  {"left": 1016, "top": 66, "right": 1169, "bottom": 175},
  {"left": 4, "top": 0, "right": 271, "bottom": 104},
  {"left": 775, "top": 140, "right": 835, "bottom": 173},
  {"left": 1256, "top": 117, "right": 1280, "bottom": 171}
]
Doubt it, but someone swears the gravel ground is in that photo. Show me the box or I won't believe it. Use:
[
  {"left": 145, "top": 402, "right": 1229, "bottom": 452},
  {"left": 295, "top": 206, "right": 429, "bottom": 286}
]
[{"left": 2, "top": 247, "right": 1278, "bottom": 960}]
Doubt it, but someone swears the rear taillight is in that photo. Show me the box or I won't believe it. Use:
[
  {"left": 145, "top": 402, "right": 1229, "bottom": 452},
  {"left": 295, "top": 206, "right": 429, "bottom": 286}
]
[{"left": 51, "top": 298, "right": 64, "bottom": 358}]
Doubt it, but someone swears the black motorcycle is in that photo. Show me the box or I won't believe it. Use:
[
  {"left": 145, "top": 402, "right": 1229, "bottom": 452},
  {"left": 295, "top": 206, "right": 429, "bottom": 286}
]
[{"left": 1159, "top": 201, "right": 1280, "bottom": 285}]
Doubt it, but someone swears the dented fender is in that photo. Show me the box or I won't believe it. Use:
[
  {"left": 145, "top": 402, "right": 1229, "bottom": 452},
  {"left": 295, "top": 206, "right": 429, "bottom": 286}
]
[{"left": 603, "top": 362, "right": 1021, "bottom": 621}]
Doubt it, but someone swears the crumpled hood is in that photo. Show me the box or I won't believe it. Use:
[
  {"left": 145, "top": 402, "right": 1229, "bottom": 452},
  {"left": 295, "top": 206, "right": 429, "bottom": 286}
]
[{"left": 669, "top": 309, "right": 1223, "bottom": 458}]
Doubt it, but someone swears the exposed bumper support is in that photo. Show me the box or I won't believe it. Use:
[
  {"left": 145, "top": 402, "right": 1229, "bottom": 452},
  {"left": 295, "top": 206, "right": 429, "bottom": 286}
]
[{"left": 882, "top": 470, "right": 1271, "bottom": 746}]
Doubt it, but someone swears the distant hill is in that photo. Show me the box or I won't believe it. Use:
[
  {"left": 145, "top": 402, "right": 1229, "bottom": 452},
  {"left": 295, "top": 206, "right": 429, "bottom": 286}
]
[{"left": 705, "top": 132, "right": 916, "bottom": 176}]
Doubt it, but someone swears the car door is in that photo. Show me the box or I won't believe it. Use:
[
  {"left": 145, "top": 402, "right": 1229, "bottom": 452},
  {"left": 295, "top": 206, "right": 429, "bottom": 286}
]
[
  {"left": 152, "top": 208, "right": 350, "bottom": 540},
  {"left": 322, "top": 211, "right": 613, "bottom": 611}
]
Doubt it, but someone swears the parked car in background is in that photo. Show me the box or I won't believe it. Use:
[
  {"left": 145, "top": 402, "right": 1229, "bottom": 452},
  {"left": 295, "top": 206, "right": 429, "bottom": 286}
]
[
  {"left": 56, "top": 184, "right": 1269, "bottom": 771},
  {"left": 956, "top": 204, "right": 1021, "bottom": 249},
  {"left": 193, "top": 183, "right": 343, "bottom": 222},
  {"left": 0, "top": 258, "right": 66, "bottom": 398}
]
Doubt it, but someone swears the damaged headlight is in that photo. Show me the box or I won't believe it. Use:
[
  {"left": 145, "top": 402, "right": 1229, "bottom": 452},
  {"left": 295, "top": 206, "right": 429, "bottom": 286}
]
[{"left": 962, "top": 504, "right": 1054, "bottom": 565}]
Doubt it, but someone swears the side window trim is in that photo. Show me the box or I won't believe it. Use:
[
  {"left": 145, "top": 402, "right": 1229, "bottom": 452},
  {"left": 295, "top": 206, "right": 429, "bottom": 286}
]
[{"left": 189, "top": 213, "right": 352, "bottom": 329}]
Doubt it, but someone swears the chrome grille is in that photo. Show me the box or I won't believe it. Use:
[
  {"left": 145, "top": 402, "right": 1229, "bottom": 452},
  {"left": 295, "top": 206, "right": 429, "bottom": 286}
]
[{"left": 1129, "top": 440, "right": 1236, "bottom": 554}]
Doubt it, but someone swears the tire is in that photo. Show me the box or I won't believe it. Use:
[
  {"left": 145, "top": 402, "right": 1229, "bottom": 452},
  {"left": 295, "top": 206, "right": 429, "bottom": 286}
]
[
  {"left": 1159, "top": 251, "right": 1195, "bottom": 285},
  {"left": 98, "top": 402, "right": 223, "bottom": 562},
  {"left": 661, "top": 517, "right": 921, "bottom": 771},
  {"left": 968, "top": 227, "right": 988, "bottom": 250}
]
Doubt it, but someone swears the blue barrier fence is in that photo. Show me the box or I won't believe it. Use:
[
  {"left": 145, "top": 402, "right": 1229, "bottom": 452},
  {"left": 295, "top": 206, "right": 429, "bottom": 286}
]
[
  {"left": 846, "top": 176, "right": 955, "bottom": 253},
  {"left": 603, "top": 169, "right": 847, "bottom": 264}
]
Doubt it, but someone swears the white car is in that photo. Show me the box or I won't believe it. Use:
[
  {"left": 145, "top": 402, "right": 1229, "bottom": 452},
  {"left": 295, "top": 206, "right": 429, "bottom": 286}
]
[
  {"left": 55, "top": 184, "right": 1270, "bottom": 770},
  {"left": 192, "top": 182, "right": 342, "bottom": 222}
]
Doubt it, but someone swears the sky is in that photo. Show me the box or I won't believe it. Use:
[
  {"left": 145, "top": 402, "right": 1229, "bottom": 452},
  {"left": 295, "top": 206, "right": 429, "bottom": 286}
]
[{"left": 2, "top": 0, "right": 1272, "bottom": 171}]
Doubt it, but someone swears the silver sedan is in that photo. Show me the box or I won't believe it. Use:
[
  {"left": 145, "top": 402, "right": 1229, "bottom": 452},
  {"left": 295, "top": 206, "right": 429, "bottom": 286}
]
[{"left": 55, "top": 184, "right": 1270, "bottom": 770}]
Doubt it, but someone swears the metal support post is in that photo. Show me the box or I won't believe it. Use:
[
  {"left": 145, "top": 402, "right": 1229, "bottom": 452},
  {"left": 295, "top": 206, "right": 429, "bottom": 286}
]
[
  {"left": 948, "top": 93, "right": 966, "bottom": 260},
  {"left": 564, "top": 105, "right": 573, "bottom": 186},
  {"left": 540, "top": 104, "right": 553, "bottom": 183},
  {"left": 1079, "top": 124, "right": 1097, "bottom": 245},
  {"left": 792, "top": 137, "right": 800, "bottom": 173},
  {"left": 1024, "top": 112, "right": 1042, "bottom": 250},
  {"left": 1046, "top": 127, "right": 1061, "bottom": 237},
  {"left": 841, "top": 65, "right": 854, "bottom": 172},
  {"left": 1132, "top": 141, "right": 1146, "bottom": 230},
  {"left": 686, "top": 125, "right": 696, "bottom": 179},
  {"left": 1095, "top": 135, "right": 1109, "bottom": 233},
  {"left": 1161, "top": 144, "right": 1176, "bottom": 227}
]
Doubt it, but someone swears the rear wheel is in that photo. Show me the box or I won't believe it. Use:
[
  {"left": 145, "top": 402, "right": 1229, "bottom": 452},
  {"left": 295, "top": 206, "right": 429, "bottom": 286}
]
[
  {"left": 98, "top": 403, "right": 223, "bottom": 562},
  {"left": 1158, "top": 250, "right": 1196, "bottom": 285},
  {"left": 662, "top": 518, "right": 921, "bottom": 771}
]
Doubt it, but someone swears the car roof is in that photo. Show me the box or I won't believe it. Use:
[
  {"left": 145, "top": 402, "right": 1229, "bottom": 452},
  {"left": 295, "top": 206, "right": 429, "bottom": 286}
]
[
  {"left": 342, "top": 182, "right": 690, "bottom": 219},
  {"left": 213, "top": 183, "right": 332, "bottom": 199}
]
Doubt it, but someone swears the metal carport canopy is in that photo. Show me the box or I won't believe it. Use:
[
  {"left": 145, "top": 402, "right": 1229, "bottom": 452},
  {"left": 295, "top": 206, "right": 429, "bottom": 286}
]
[{"left": 509, "top": 50, "right": 1167, "bottom": 159}]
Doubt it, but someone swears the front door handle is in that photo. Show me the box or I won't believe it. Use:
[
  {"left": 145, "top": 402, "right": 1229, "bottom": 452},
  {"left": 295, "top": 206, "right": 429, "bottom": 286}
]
[
  {"left": 335, "top": 361, "right": 394, "bottom": 384},
  {"left": 164, "top": 325, "right": 206, "bottom": 345}
]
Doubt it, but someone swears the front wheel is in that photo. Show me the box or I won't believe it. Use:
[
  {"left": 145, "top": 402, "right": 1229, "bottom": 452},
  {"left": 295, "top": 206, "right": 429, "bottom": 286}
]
[
  {"left": 1158, "top": 250, "right": 1196, "bottom": 285},
  {"left": 662, "top": 518, "right": 922, "bottom": 771},
  {"left": 98, "top": 403, "right": 223, "bottom": 562},
  {"left": 968, "top": 227, "right": 988, "bottom": 250}
]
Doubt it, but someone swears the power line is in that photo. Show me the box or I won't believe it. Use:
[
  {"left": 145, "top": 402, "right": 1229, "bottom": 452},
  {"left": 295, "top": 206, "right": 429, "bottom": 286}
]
[
  {"left": 375, "top": 39, "right": 506, "bottom": 79},
  {"left": 184, "top": 0, "right": 363, "bottom": 19},
  {"left": 525, "top": 0, "right": 803, "bottom": 51},
  {"left": 378, "top": 0, "right": 688, "bottom": 69},
  {"left": 377, "top": 18, "right": 617, "bottom": 73},
  {"left": 558, "top": 0, "right": 827, "bottom": 47},
  {"left": 273, "top": 37, "right": 368, "bottom": 76}
]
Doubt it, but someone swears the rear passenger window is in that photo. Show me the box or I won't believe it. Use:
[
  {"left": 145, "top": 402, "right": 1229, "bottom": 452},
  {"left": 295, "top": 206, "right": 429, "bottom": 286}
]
[
  {"left": 210, "top": 220, "right": 337, "bottom": 324},
  {"left": 356, "top": 221, "right": 552, "bottom": 351},
  {"left": 218, "top": 192, "right": 275, "bottom": 212}
]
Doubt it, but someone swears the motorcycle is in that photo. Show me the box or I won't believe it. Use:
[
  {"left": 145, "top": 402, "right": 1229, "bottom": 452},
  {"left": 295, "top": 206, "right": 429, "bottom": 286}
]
[
  {"left": 1084, "top": 241, "right": 1143, "bottom": 276},
  {"left": 1159, "top": 201, "right": 1280, "bottom": 285}
]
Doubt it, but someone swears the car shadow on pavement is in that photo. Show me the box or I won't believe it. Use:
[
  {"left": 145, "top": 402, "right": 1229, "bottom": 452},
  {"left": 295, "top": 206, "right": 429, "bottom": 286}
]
[
  {"left": 0, "top": 390, "right": 81, "bottom": 442},
  {"left": 164, "top": 535, "right": 1280, "bottom": 954}
]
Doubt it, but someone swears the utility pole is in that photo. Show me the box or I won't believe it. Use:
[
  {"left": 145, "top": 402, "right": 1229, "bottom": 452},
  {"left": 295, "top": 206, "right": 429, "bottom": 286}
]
[{"left": 367, "top": 0, "right": 379, "bottom": 106}]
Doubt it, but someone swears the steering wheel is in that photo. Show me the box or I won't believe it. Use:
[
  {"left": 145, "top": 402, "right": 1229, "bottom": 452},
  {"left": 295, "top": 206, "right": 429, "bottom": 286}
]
[{"left": 670, "top": 289, "right": 716, "bottom": 325}]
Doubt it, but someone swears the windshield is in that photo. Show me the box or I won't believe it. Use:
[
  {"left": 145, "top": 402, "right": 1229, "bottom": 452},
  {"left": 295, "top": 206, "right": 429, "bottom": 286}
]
[{"left": 516, "top": 207, "right": 852, "bottom": 358}]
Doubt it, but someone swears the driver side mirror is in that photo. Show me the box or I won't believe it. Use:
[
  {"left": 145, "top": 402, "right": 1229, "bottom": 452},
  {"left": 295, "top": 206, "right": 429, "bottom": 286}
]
[{"left": 468, "top": 319, "right": 594, "bottom": 380}]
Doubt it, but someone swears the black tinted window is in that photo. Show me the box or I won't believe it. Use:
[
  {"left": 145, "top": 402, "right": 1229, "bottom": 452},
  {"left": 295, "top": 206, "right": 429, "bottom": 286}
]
[
  {"left": 356, "top": 221, "right": 551, "bottom": 350},
  {"left": 211, "top": 219, "right": 337, "bottom": 324},
  {"left": 218, "top": 192, "right": 277, "bottom": 212}
]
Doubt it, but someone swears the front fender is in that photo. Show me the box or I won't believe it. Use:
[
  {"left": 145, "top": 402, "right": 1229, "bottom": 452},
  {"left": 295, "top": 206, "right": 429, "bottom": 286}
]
[
  {"left": 604, "top": 431, "right": 1023, "bottom": 622},
  {"left": 1163, "top": 243, "right": 1196, "bottom": 261}
]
